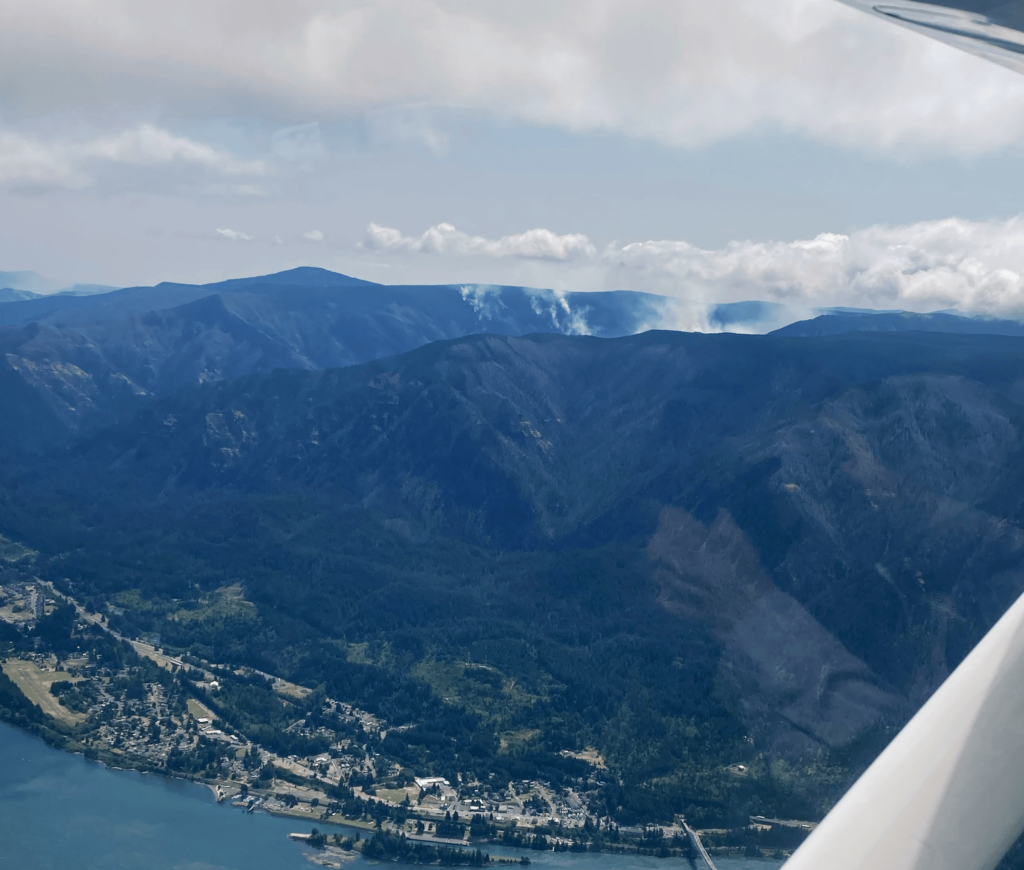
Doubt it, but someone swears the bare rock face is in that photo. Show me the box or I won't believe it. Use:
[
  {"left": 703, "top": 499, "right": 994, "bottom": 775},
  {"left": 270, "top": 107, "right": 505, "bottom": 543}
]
[{"left": 649, "top": 506, "right": 902, "bottom": 756}]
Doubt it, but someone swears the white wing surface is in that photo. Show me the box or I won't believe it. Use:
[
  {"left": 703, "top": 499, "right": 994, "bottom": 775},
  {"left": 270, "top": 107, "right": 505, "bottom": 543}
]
[
  {"left": 783, "top": 4, "right": 1024, "bottom": 868},
  {"left": 783, "top": 589, "right": 1024, "bottom": 870},
  {"left": 838, "top": 0, "right": 1024, "bottom": 74}
]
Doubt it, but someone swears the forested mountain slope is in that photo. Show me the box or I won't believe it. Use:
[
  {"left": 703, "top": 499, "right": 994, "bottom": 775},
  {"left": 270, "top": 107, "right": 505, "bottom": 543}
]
[
  {"left": 5, "top": 328, "right": 1024, "bottom": 824},
  {"left": 0, "top": 268, "right": 671, "bottom": 460}
]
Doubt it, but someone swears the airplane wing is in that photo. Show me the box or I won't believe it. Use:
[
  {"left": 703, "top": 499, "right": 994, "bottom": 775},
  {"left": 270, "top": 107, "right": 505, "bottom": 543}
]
[
  {"left": 782, "top": 588, "right": 1024, "bottom": 870},
  {"left": 782, "top": 10, "right": 1024, "bottom": 867},
  {"left": 837, "top": 0, "right": 1024, "bottom": 73}
]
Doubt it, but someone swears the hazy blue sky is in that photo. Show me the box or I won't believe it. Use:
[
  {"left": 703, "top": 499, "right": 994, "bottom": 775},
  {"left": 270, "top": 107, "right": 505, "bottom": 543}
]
[{"left": 6, "top": 0, "right": 1024, "bottom": 317}]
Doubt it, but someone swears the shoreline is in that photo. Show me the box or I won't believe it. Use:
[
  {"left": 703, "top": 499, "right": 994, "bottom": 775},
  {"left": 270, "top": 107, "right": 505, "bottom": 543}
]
[
  {"left": 0, "top": 686, "right": 794, "bottom": 866},
  {"left": 1, "top": 718, "right": 787, "bottom": 868}
]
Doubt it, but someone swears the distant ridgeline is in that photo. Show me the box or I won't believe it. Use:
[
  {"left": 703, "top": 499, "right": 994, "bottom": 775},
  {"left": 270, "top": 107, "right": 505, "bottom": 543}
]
[
  {"left": 0, "top": 267, "right": 680, "bottom": 462},
  {"left": 5, "top": 267, "right": 1024, "bottom": 837}
]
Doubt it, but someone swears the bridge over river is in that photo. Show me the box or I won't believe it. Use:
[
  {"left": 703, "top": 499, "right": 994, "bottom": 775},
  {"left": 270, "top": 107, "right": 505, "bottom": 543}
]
[{"left": 683, "top": 822, "right": 719, "bottom": 870}]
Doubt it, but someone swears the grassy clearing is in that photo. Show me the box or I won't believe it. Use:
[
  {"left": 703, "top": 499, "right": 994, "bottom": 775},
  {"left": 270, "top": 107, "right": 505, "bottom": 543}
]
[
  {"left": 497, "top": 729, "right": 542, "bottom": 753},
  {"left": 0, "top": 605, "right": 33, "bottom": 624},
  {"left": 323, "top": 814, "right": 376, "bottom": 830},
  {"left": 0, "top": 533, "right": 37, "bottom": 564},
  {"left": 108, "top": 588, "right": 155, "bottom": 613},
  {"left": 187, "top": 697, "right": 214, "bottom": 719},
  {"left": 170, "top": 584, "right": 258, "bottom": 624},
  {"left": 375, "top": 787, "right": 416, "bottom": 804},
  {"left": 2, "top": 660, "right": 84, "bottom": 723},
  {"left": 269, "top": 675, "right": 311, "bottom": 701},
  {"left": 562, "top": 748, "right": 607, "bottom": 769},
  {"left": 411, "top": 658, "right": 549, "bottom": 727}
]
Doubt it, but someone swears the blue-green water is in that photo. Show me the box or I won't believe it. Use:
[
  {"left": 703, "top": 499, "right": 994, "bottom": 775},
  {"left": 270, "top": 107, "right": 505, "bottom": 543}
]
[{"left": 0, "top": 723, "right": 782, "bottom": 870}]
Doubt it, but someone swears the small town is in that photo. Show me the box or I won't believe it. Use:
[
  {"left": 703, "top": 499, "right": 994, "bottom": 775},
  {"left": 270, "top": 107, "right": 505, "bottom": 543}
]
[
  {"left": 0, "top": 567, "right": 804, "bottom": 867},
  {"left": 0, "top": 560, "right": 806, "bottom": 863}
]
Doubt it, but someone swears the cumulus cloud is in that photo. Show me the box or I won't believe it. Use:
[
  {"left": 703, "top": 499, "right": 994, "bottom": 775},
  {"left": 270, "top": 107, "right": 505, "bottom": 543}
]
[
  {"left": 361, "top": 217, "right": 1024, "bottom": 321},
  {"left": 215, "top": 228, "right": 255, "bottom": 241},
  {"left": 0, "top": 124, "right": 265, "bottom": 189},
  {"left": 2, "top": 0, "right": 1024, "bottom": 155},
  {"left": 0, "top": 131, "right": 82, "bottom": 186},
  {"left": 303, "top": 229, "right": 324, "bottom": 241},
  {"left": 604, "top": 218, "right": 1024, "bottom": 318},
  {"left": 85, "top": 126, "right": 265, "bottom": 174},
  {"left": 362, "top": 222, "right": 597, "bottom": 261}
]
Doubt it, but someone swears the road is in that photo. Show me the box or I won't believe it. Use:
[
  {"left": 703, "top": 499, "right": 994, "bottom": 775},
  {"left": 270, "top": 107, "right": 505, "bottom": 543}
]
[{"left": 52, "top": 582, "right": 315, "bottom": 703}]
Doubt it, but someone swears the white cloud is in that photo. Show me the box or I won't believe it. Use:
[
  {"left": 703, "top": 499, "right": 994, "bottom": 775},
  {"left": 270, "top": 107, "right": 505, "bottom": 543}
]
[
  {"left": 303, "top": 229, "right": 324, "bottom": 241},
  {"left": 215, "top": 228, "right": 255, "bottom": 241},
  {"left": 0, "top": 124, "right": 265, "bottom": 189},
  {"left": 0, "top": 131, "right": 83, "bottom": 186},
  {"left": 84, "top": 125, "right": 265, "bottom": 175},
  {"left": 361, "top": 217, "right": 1024, "bottom": 321},
  {"left": 2, "top": 0, "right": 1024, "bottom": 155},
  {"left": 603, "top": 218, "right": 1024, "bottom": 318},
  {"left": 362, "top": 222, "right": 596, "bottom": 261}
]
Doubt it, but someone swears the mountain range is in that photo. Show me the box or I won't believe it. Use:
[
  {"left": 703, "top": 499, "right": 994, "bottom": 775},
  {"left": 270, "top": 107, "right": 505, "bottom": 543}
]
[
  {"left": 2, "top": 265, "right": 1020, "bottom": 460},
  {"left": 773, "top": 309, "right": 1024, "bottom": 338},
  {"left": 0, "top": 268, "right": 680, "bottom": 459},
  {"left": 5, "top": 266, "right": 1024, "bottom": 826},
  {"left": 0, "top": 269, "right": 118, "bottom": 300}
]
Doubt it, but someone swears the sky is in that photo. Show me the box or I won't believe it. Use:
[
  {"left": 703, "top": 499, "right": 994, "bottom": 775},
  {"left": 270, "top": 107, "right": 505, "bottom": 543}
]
[{"left": 8, "top": 0, "right": 1024, "bottom": 317}]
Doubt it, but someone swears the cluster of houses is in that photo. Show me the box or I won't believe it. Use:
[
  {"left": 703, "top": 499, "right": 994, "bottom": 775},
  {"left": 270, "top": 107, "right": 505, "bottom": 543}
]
[{"left": 0, "top": 578, "right": 49, "bottom": 625}]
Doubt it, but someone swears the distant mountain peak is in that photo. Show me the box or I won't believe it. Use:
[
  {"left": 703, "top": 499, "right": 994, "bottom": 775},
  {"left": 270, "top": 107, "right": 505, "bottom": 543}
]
[
  {"left": 0, "top": 287, "right": 41, "bottom": 303},
  {"left": 0, "top": 271, "right": 47, "bottom": 293},
  {"left": 205, "top": 266, "right": 381, "bottom": 291},
  {"left": 54, "top": 284, "right": 119, "bottom": 297},
  {"left": 772, "top": 310, "right": 1024, "bottom": 338}
]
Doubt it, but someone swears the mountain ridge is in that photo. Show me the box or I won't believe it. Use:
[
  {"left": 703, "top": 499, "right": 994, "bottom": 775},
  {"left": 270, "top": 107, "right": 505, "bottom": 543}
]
[
  {"left": 6, "top": 268, "right": 1024, "bottom": 830},
  {"left": 0, "top": 270, "right": 675, "bottom": 457},
  {"left": 772, "top": 309, "right": 1024, "bottom": 338},
  {"left": 4, "top": 319, "right": 1024, "bottom": 828}
]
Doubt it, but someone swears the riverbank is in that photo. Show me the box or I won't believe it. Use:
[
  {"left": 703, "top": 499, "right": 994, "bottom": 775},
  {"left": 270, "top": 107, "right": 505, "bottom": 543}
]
[
  {"left": 0, "top": 705, "right": 792, "bottom": 868},
  {"left": 0, "top": 722, "right": 784, "bottom": 870},
  {"left": 0, "top": 586, "right": 811, "bottom": 866}
]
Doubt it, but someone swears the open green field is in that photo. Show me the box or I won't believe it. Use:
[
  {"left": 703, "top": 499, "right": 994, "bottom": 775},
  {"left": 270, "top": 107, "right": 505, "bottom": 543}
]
[
  {"left": 167, "top": 584, "right": 258, "bottom": 625},
  {"left": 0, "top": 533, "right": 37, "bottom": 564},
  {"left": 0, "top": 605, "right": 33, "bottom": 625},
  {"left": 187, "top": 697, "right": 214, "bottom": 719},
  {"left": 375, "top": 787, "right": 418, "bottom": 804},
  {"left": 2, "top": 660, "right": 83, "bottom": 723}
]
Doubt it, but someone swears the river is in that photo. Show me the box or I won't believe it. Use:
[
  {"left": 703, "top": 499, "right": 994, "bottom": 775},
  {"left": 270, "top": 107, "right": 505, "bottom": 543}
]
[{"left": 0, "top": 723, "right": 783, "bottom": 870}]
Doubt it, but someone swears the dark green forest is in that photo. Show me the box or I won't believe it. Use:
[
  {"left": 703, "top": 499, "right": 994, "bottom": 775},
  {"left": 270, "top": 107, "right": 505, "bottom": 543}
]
[
  {"left": 6, "top": 328, "right": 1024, "bottom": 834},
  {"left": 2, "top": 487, "right": 834, "bottom": 826}
]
